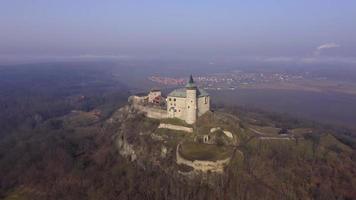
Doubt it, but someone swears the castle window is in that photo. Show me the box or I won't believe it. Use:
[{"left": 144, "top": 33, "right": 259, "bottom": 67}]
[
  {"left": 174, "top": 98, "right": 176, "bottom": 101},
  {"left": 169, "top": 98, "right": 171, "bottom": 101},
  {"left": 191, "top": 100, "right": 193, "bottom": 103},
  {"left": 188, "top": 106, "right": 190, "bottom": 108},
  {"left": 205, "top": 97, "right": 207, "bottom": 104}
]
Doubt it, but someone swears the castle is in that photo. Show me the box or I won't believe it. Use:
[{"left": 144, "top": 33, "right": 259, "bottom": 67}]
[
  {"left": 129, "top": 75, "right": 210, "bottom": 124},
  {"left": 166, "top": 75, "right": 210, "bottom": 124}
]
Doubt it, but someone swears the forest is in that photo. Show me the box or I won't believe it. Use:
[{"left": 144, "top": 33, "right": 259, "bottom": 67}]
[{"left": 0, "top": 63, "right": 355, "bottom": 200}]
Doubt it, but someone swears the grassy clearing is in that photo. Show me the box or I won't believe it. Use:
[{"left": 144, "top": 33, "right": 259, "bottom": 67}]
[
  {"left": 63, "top": 111, "right": 99, "bottom": 127},
  {"left": 160, "top": 118, "right": 192, "bottom": 127},
  {"left": 249, "top": 125, "right": 281, "bottom": 135},
  {"left": 290, "top": 128, "right": 312, "bottom": 136},
  {"left": 141, "top": 117, "right": 160, "bottom": 130},
  {"left": 154, "top": 128, "right": 194, "bottom": 147},
  {"left": 155, "top": 128, "right": 188, "bottom": 138},
  {"left": 179, "top": 142, "right": 233, "bottom": 161},
  {"left": 320, "top": 134, "right": 352, "bottom": 153},
  {"left": 195, "top": 112, "right": 241, "bottom": 138}
]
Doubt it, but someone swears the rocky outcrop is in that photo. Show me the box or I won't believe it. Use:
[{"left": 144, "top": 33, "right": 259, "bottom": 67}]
[
  {"left": 116, "top": 134, "right": 137, "bottom": 161},
  {"left": 161, "top": 146, "right": 168, "bottom": 158},
  {"left": 113, "top": 104, "right": 235, "bottom": 178}
]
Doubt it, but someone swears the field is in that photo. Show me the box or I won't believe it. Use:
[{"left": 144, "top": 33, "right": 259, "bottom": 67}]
[
  {"left": 210, "top": 89, "right": 356, "bottom": 129},
  {"left": 160, "top": 117, "right": 192, "bottom": 127},
  {"left": 179, "top": 142, "right": 233, "bottom": 161}
]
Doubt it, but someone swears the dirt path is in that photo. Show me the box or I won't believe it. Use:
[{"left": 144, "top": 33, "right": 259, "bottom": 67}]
[{"left": 249, "top": 127, "right": 295, "bottom": 140}]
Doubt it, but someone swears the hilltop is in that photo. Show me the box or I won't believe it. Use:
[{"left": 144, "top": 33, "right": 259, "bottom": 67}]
[
  {"left": 0, "top": 64, "right": 355, "bottom": 199},
  {"left": 109, "top": 102, "right": 356, "bottom": 199},
  {"left": 1, "top": 98, "right": 355, "bottom": 199}
]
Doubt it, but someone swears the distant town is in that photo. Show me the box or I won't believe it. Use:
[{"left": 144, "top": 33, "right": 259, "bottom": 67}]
[{"left": 148, "top": 70, "right": 309, "bottom": 90}]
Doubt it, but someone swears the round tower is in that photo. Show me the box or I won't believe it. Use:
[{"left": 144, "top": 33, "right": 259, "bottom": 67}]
[{"left": 185, "top": 75, "right": 197, "bottom": 124}]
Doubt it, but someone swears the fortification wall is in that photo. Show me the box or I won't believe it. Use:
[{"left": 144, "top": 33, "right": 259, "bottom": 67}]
[
  {"left": 210, "top": 127, "right": 234, "bottom": 138},
  {"left": 133, "top": 104, "right": 168, "bottom": 119},
  {"left": 158, "top": 123, "right": 193, "bottom": 133},
  {"left": 176, "top": 144, "right": 230, "bottom": 173}
]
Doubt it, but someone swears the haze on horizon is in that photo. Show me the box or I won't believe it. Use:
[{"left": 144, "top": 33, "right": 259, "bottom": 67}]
[{"left": 1, "top": 0, "right": 356, "bottom": 65}]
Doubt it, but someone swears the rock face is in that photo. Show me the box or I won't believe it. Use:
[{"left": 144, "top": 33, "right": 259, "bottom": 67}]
[
  {"left": 112, "top": 104, "right": 238, "bottom": 180},
  {"left": 117, "top": 135, "right": 137, "bottom": 161},
  {"left": 112, "top": 105, "right": 178, "bottom": 175},
  {"left": 161, "top": 146, "right": 168, "bottom": 158}
]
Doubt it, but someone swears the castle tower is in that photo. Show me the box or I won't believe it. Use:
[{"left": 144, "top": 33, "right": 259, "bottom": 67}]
[{"left": 185, "top": 75, "right": 197, "bottom": 124}]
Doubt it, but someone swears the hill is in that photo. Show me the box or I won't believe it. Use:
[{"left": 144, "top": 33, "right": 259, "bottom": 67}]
[
  {"left": 0, "top": 63, "right": 355, "bottom": 199},
  {"left": 2, "top": 100, "right": 355, "bottom": 199}
]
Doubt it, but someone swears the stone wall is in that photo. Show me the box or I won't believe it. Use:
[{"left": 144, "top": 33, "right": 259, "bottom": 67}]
[
  {"left": 158, "top": 123, "right": 193, "bottom": 133},
  {"left": 176, "top": 144, "right": 230, "bottom": 173},
  {"left": 210, "top": 127, "right": 233, "bottom": 138},
  {"left": 132, "top": 104, "right": 168, "bottom": 119}
]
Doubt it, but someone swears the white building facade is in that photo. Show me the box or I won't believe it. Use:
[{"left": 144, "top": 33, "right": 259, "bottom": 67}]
[{"left": 166, "top": 75, "right": 210, "bottom": 124}]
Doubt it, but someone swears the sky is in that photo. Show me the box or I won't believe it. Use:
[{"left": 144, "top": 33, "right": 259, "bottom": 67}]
[{"left": 0, "top": 0, "right": 356, "bottom": 64}]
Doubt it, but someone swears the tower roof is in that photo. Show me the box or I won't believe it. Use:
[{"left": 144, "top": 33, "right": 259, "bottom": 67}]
[
  {"left": 189, "top": 75, "right": 194, "bottom": 83},
  {"left": 167, "top": 88, "right": 209, "bottom": 98},
  {"left": 185, "top": 75, "right": 197, "bottom": 88},
  {"left": 168, "top": 75, "right": 210, "bottom": 97}
]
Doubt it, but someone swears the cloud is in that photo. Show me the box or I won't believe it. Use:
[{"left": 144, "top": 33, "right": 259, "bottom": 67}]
[
  {"left": 317, "top": 43, "right": 340, "bottom": 50},
  {"left": 314, "top": 43, "right": 340, "bottom": 56}
]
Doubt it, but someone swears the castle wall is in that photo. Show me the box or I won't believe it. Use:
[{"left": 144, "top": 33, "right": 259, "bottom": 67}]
[
  {"left": 133, "top": 104, "right": 168, "bottom": 119},
  {"left": 176, "top": 144, "right": 230, "bottom": 173},
  {"left": 197, "top": 96, "right": 210, "bottom": 116}
]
